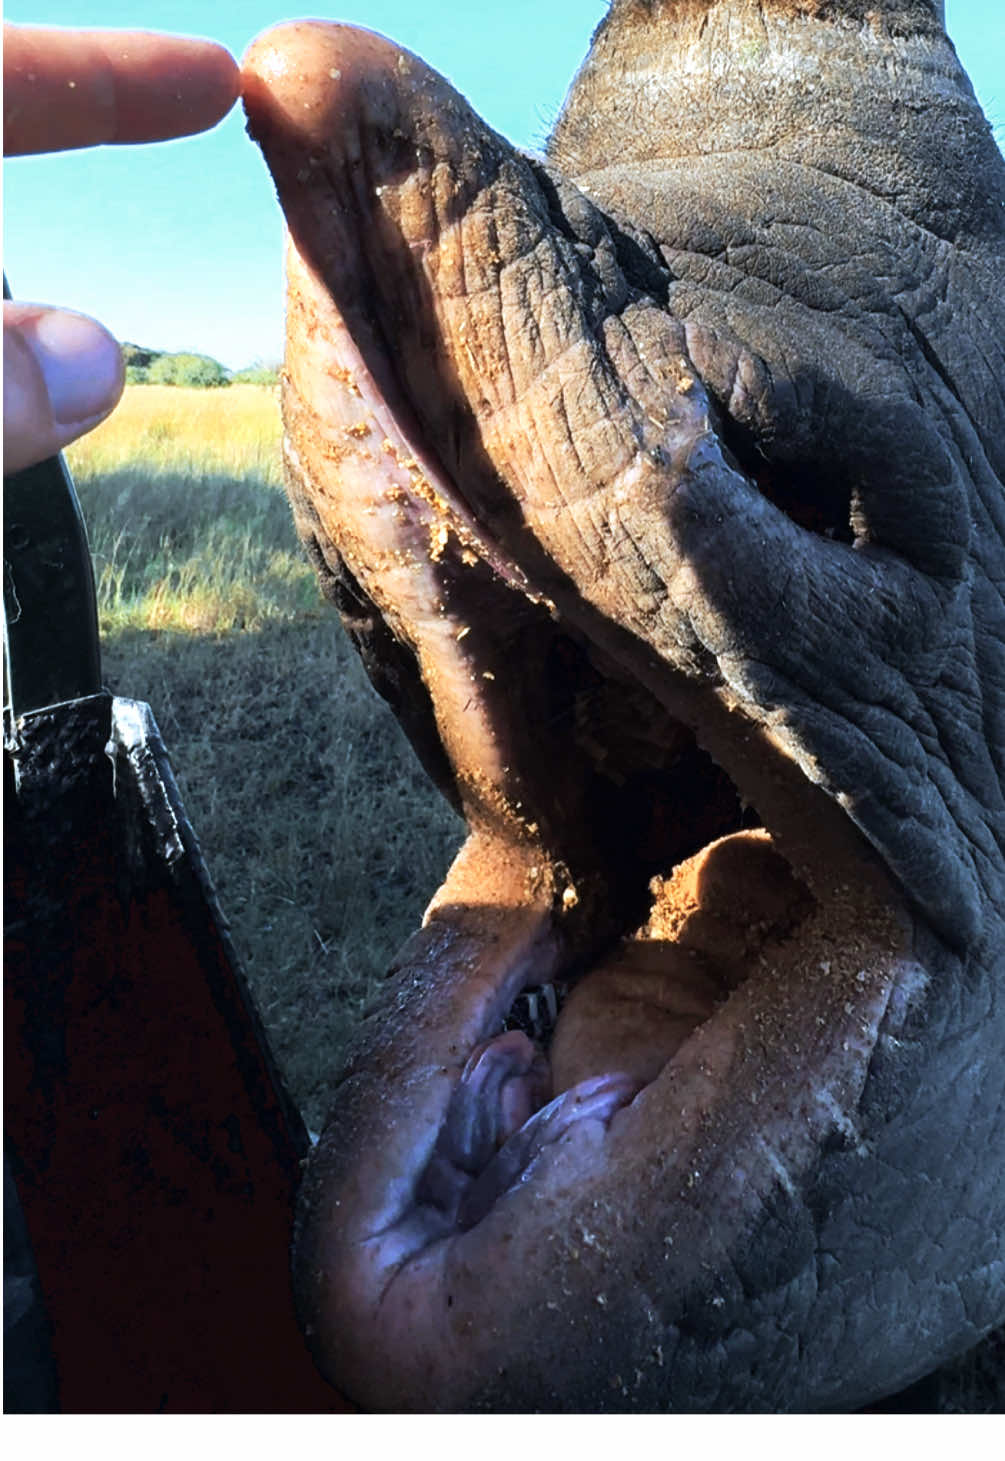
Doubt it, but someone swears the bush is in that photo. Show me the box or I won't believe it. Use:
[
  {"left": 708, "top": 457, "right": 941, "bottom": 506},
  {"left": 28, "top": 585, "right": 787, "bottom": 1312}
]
[
  {"left": 147, "top": 352, "right": 230, "bottom": 388},
  {"left": 231, "top": 362, "right": 281, "bottom": 386},
  {"left": 121, "top": 341, "right": 160, "bottom": 369},
  {"left": 124, "top": 364, "right": 150, "bottom": 384}
]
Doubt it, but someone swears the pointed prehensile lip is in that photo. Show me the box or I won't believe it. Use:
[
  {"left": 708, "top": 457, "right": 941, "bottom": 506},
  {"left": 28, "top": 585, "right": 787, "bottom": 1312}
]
[{"left": 241, "top": 21, "right": 421, "bottom": 154}]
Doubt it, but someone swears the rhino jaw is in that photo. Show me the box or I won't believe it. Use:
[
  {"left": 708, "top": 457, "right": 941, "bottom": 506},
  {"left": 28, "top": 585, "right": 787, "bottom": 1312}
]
[{"left": 242, "top": 21, "right": 944, "bottom": 1413}]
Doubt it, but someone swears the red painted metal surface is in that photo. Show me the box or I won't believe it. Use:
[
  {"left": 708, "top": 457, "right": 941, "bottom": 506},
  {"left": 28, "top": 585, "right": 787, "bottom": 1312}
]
[{"left": 5, "top": 695, "right": 349, "bottom": 1412}]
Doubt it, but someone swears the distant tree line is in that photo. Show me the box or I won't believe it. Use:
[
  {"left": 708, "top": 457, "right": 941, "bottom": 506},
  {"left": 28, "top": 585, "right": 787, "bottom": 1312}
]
[{"left": 122, "top": 343, "right": 280, "bottom": 387}]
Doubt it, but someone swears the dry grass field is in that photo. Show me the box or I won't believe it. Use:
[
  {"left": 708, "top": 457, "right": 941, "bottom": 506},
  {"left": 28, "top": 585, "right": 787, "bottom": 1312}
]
[
  {"left": 65, "top": 384, "right": 1002, "bottom": 1411},
  {"left": 68, "top": 385, "right": 463, "bottom": 1128}
]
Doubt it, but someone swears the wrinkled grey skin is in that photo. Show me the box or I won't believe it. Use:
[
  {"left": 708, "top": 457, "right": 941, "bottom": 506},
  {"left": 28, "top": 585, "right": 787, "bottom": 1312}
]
[{"left": 243, "top": 0, "right": 1004, "bottom": 1411}]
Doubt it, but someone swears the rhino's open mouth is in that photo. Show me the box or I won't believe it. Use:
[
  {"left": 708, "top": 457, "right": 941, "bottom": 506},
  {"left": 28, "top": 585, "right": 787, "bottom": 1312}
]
[
  {"left": 276, "top": 211, "right": 912, "bottom": 1269},
  {"left": 242, "top": 24, "right": 926, "bottom": 1407}
]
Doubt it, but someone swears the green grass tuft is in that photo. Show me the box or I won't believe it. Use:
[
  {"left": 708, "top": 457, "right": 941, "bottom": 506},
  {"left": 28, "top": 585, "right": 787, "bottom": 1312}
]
[{"left": 83, "top": 468, "right": 321, "bottom": 634}]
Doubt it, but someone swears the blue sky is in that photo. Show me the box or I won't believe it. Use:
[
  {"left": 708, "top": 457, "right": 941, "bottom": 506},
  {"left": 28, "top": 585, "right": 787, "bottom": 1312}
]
[{"left": 4, "top": 1, "right": 1002, "bottom": 370}]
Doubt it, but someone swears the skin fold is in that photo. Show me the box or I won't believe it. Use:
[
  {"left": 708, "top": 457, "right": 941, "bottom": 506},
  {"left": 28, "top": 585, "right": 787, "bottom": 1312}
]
[{"left": 241, "top": 0, "right": 1004, "bottom": 1411}]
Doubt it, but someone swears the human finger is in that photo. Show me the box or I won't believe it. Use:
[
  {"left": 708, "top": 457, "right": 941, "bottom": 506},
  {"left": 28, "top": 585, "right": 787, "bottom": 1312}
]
[
  {"left": 3, "top": 23, "right": 238, "bottom": 155},
  {"left": 3, "top": 302, "right": 124, "bottom": 475}
]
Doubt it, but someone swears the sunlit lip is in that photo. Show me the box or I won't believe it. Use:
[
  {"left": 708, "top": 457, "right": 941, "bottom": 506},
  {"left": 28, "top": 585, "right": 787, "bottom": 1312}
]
[{"left": 287, "top": 247, "right": 545, "bottom": 613}]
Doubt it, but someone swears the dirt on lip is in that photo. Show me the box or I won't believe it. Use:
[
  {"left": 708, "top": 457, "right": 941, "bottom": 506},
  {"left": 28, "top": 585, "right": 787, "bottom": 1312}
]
[{"left": 547, "top": 823, "right": 907, "bottom": 1096}]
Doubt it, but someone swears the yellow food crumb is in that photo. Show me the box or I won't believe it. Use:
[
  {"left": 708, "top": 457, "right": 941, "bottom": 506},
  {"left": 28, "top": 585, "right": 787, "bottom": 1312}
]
[{"left": 429, "top": 521, "right": 450, "bottom": 560}]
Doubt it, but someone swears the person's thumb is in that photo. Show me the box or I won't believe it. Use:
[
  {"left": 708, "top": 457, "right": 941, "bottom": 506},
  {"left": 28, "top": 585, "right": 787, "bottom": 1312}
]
[{"left": 3, "top": 302, "right": 124, "bottom": 475}]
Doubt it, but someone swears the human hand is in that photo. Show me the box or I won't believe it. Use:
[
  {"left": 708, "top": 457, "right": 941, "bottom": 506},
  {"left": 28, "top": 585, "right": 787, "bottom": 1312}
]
[{"left": 3, "top": 24, "right": 238, "bottom": 476}]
